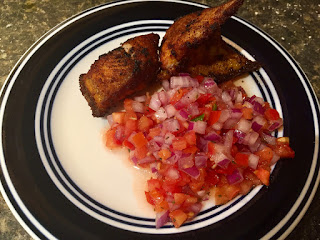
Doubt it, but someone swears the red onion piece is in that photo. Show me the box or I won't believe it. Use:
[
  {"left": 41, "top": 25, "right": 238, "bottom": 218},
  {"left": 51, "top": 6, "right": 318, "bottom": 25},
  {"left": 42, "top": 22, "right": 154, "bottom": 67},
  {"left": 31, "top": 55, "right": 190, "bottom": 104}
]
[
  {"left": 218, "top": 109, "right": 231, "bottom": 123},
  {"left": 223, "top": 118, "right": 239, "bottom": 129},
  {"left": 261, "top": 132, "right": 276, "bottom": 145},
  {"left": 204, "top": 131, "right": 221, "bottom": 142},
  {"left": 114, "top": 125, "right": 125, "bottom": 142},
  {"left": 195, "top": 153, "right": 208, "bottom": 168},
  {"left": 178, "top": 154, "right": 194, "bottom": 169},
  {"left": 251, "top": 121, "right": 263, "bottom": 132},
  {"left": 164, "top": 104, "right": 177, "bottom": 118},
  {"left": 155, "top": 107, "right": 168, "bottom": 121},
  {"left": 224, "top": 130, "right": 234, "bottom": 150},
  {"left": 270, "top": 153, "right": 281, "bottom": 165},
  {"left": 137, "top": 156, "right": 156, "bottom": 164},
  {"left": 212, "top": 122, "right": 223, "bottom": 131},
  {"left": 106, "top": 114, "right": 114, "bottom": 126},
  {"left": 253, "top": 101, "right": 265, "bottom": 115},
  {"left": 268, "top": 118, "right": 283, "bottom": 131},
  {"left": 155, "top": 210, "right": 169, "bottom": 229},
  {"left": 158, "top": 90, "right": 168, "bottom": 106},
  {"left": 164, "top": 132, "right": 175, "bottom": 145},
  {"left": 130, "top": 100, "right": 144, "bottom": 113},
  {"left": 150, "top": 162, "right": 158, "bottom": 173},
  {"left": 165, "top": 167, "right": 180, "bottom": 180},
  {"left": 193, "top": 121, "right": 207, "bottom": 134},
  {"left": 149, "top": 93, "right": 161, "bottom": 111},
  {"left": 133, "top": 95, "right": 146, "bottom": 102},
  {"left": 148, "top": 140, "right": 161, "bottom": 152},
  {"left": 217, "top": 158, "right": 230, "bottom": 169},
  {"left": 235, "top": 91, "right": 243, "bottom": 104},
  {"left": 188, "top": 121, "right": 194, "bottom": 130},
  {"left": 227, "top": 169, "right": 244, "bottom": 185},
  {"left": 245, "top": 132, "right": 260, "bottom": 146},
  {"left": 162, "top": 80, "right": 170, "bottom": 91},
  {"left": 234, "top": 130, "right": 246, "bottom": 144},
  {"left": 248, "top": 154, "right": 259, "bottom": 169},
  {"left": 163, "top": 119, "right": 180, "bottom": 132},
  {"left": 181, "top": 166, "right": 200, "bottom": 179},
  {"left": 197, "top": 137, "right": 208, "bottom": 152},
  {"left": 186, "top": 102, "right": 200, "bottom": 117},
  {"left": 231, "top": 108, "right": 243, "bottom": 119},
  {"left": 236, "top": 118, "right": 251, "bottom": 133}
]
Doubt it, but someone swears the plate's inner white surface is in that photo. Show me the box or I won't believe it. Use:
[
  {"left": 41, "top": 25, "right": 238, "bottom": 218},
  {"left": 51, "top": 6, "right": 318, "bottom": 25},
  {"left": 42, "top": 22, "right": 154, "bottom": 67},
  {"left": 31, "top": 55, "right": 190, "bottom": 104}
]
[{"left": 50, "top": 32, "right": 263, "bottom": 218}]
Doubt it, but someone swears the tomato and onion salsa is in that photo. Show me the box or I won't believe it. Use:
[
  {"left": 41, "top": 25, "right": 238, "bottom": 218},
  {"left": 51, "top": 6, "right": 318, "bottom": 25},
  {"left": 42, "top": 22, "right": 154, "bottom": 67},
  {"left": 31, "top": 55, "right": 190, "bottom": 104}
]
[{"left": 104, "top": 75, "right": 295, "bottom": 228}]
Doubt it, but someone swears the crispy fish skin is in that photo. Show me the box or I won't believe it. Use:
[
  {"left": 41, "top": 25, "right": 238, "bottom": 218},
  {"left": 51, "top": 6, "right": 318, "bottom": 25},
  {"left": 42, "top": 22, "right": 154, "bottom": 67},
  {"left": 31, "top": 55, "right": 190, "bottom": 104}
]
[
  {"left": 159, "top": 0, "right": 260, "bottom": 82},
  {"left": 79, "top": 33, "right": 160, "bottom": 117}
]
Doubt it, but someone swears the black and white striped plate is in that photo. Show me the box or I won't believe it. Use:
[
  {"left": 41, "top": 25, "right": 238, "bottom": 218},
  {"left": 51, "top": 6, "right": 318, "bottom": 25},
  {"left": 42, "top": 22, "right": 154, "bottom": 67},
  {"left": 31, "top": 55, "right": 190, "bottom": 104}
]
[{"left": 0, "top": 0, "right": 319, "bottom": 239}]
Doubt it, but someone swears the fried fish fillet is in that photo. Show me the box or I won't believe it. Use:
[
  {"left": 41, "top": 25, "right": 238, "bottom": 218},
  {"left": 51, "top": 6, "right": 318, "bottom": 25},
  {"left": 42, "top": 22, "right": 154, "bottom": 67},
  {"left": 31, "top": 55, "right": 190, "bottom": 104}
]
[
  {"left": 159, "top": 0, "right": 260, "bottom": 82},
  {"left": 79, "top": 33, "right": 160, "bottom": 117}
]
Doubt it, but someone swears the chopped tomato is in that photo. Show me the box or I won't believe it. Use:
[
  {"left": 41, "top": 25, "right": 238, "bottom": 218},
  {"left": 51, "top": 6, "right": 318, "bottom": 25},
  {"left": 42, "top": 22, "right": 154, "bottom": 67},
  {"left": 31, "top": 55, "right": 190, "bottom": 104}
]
[
  {"left": 214, "top": 183, "right": 241, "bottom": 205},
  {"left": 174, "top": 193, "right": 189, "bottom": 205},
  {"left": 158, "top": 149, "right": 171, "bottom": 160},
  {"left": 205, "top": 169, "right": 220, "bottom": 186},
  {"left": 196, "top": 93, "right": 213, "bottom": 106},
  {"left": 170, "top": 88, "right": 190, "bottom": 105},
  {"left": 273, "top": 143, "right": 295, "bottom": 158},
  {"left": 148, "top": 127, "right": 161, "bottom": 139},
  {"left": 183, "top": 146, "right": 198, "bottom": 154},
  {"left": 208, "top": 110, "right": 221, "bottom": 126},
  {"left": 135, "top": 145, "right": 148, "bottom": 160},
  {"left": 241, "top": 107, "right": 253, "bottom": 120},
  {"left": 105, "top": 129, "right": 121, "bottom": 149},
  {"left": 147, "top": 178, "right": 162, "bottom": 192},
  {"left": 172, "top": 137, "right": 188, "bottom": 150},
  {"left": 132, "top": 132, "right": 148, "bottom": 148},
  {"left": 195, "top": 75, "right": 204, "bottom": 83},
  {"left": 184, "top": 131, "right": 197, "bottom": 146},
  {"left": 235, "top": 152, "right": 249, "bottom": 167},
  {"left": 124, "top": 99, "right": 134, "bottom": 112},
  {"left": 254, "top": 168, "right": 270, "bottom": 186},
  {"left": 255, "top": 147, "right": 274, "bottom": 163},
  {"left": 123, "top": 139, "right": 135, "bottom": 150},
  {"left": 265, "top": 108, "right": 280, "bottom": 120},
  {"left": 169, "top": 209, "right": 188, "bottom": 228},
  {"left": 138, "top": 116, "right": 153, "bottom": 132},
  {"left": 124, "top": 119, "right": 137, "bottom": 136},
  {"left": 112, "top": 112, "right": 125, "bottom": 124},
  {"left": 154, "top": 200, "right": 169, "bottom": 212}
]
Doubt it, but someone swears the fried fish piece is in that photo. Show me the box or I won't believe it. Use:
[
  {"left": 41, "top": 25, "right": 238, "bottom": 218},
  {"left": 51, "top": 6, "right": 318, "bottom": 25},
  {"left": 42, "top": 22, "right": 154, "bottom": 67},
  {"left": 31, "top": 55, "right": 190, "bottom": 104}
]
[
  {"left": 79, "top": 33, "right": 160, "bottom": 117},
  {"left": 159, "top": 0, "right": 260, "bottom": 82}
]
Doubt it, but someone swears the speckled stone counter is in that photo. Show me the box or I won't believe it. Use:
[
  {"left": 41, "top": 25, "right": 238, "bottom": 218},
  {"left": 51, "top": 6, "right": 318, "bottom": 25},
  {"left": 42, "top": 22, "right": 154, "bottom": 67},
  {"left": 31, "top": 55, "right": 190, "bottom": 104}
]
[{"left": 0, "top": 0, "right": 319, "bottom": 239}]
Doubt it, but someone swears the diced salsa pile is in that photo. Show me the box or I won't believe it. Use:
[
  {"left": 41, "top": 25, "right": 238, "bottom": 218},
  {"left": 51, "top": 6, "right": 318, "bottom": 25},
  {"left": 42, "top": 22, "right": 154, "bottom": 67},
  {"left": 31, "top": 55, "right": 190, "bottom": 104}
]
[{"left": 105, "top": 75, "right": 295, "bottom": 228}]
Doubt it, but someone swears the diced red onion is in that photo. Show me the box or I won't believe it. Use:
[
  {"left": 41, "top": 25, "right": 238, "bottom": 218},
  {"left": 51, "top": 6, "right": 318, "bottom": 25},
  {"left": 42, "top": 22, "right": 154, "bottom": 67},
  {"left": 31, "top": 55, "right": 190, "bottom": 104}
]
[
  {"left": 249, "top": 138, "right": 261, "bottom": 152},
  {"left": 181, "top": 166, "right": 200, "bottom": 179},
  {"left": 188, "top": 121, "right": 194, "bottom": 130},
  {"left": 204, "top": 131, "right": 221, "bottom": 142},
  {"left": 176, "top": 109, "right": 189, "bottom": 121},
  {"left": 217, "top": 158, "right": 230, "bottom": 169},
  {"left": 148, "top": 140, "right": 161, "bottom": 152},
  {"left": 170, "top": 76, "right": 199, "bottom": 89},
  {"left": 253, "top": 101, "right": 265, "bottom": 115},
  {"left": 261, "top": 132, "right": 276, "bottom": 145},
  {"left": 165, "top": 167, "right": 180, "bottom": 180},
  {"left": 158, "top": 90, "right": 168, "bottom": 106},
  {"left": 234, "top": 130, "right": 246, "bottom": 144},
  {"left": 245, "top": 132, "right": 260, "bottom": 146},
  {"left": 235, "top": 91, "right": 243, "bottom": 104},
  {"left": 153, "top": 136, "right": 165, "bottom": 145},
  {"left": 193, "top": 121, "right": 207, "bottom": 134},
  {"left": 222, "top": 91, "right": 233, "bottom": 107},
  {"left": 248, "top": 154, "right": 259, "bottom": 169},
  {"left": 155, "top": 107, "right": 168, "bottom": 121},
  {"left": 178, "top": 154, "right": 194, "bottom": 169},
  {"left": 149, "top": 93, "right": 161, "bottom": 111},
  {"left": 223, "top": 118, "right": 239, "bottom": 129},
  {"left": 218, "top": 109, "right": 231, "bottom": 123},
  {"left": 254, "top": 96, "right": 265, "bottom": 105},
  {"left": 231, "top": 108, "right": 243, "bottom": 119},
  {"left": 164, "top": 132, "right": 175, "bottom": 145},
  {"left": 212, "top": 122, "right": 223, "bottom": 131},
  {"left": 155, "top": 210, "right": 169, "bottom": 229},
  {"left": 197, "top": 137, "right": 208, "bottom": 152},
  {"left": 195, "top": 153, "right": 208, "bottom": 168},
  {"left": 243, "top": 101, "right": 253, "bottom": 109},
  {"left": 183, "top": 88, "right": 199, "bottom": 104},
  {"left": 130, "top": 151, "right": 138, "bottom": 165},
  {"left": 187, "top": 203, "right": 202, "bottom": 215},
  {"left": 114, "top": 125, "right": 125, "bottom": 142},
  {"left": 236, "top": 118, "right": 251, "bottom": 133},
  {"left": 150, "top": 162, "right": 158, "bottom": 173},
  {"left": 163, "top": 119, "right": 180, "bottom": 132},
  {"left": 133, "top": 95, "right": 146, "bottom": 102},
  {"left": 162, "top": 80, "right": 170, "bottom": 91},
  {"left": 251, "top": 122, "right": 263, "bottom": 132},
  {"left": 164, "top": 104, "right": 177, "bottom": 118},
  {"left": 248, "top": 95, "right": 257, "bottom": 104},
  {"left": 224, "top": 130, "right": 234, "bottom": 150},
  {"left": 107, "top": 114, "right": 114, "bottom": 126},
  {"left": 186, "top": 102, "right": 200, "bottom": 117},
  {"left": 137, "top": 156, "right": 156, "bottom": 164},
  {"left": 268, "top": 118, "right": 283, "bottom": 131},
  {"left": 227, "top": 169, "right": 244, "bottom": 185}
]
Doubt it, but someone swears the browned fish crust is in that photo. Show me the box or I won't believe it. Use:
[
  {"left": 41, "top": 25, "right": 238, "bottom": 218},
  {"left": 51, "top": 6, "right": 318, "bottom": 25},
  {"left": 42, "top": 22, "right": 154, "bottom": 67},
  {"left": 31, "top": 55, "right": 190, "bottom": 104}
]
[
  {"left": 159, "top": 0, "right": 261, "bottom": 82},
  {"left": 79, "top": 33, "right": 160, "bottom": 117}
]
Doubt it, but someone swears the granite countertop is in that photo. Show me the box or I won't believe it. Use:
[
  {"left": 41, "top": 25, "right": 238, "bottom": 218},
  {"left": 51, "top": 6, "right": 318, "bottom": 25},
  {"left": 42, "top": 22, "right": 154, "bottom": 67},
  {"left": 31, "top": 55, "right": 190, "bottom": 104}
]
[{"left": 0, "top": 0, "right": 319, "bottom": 239}]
